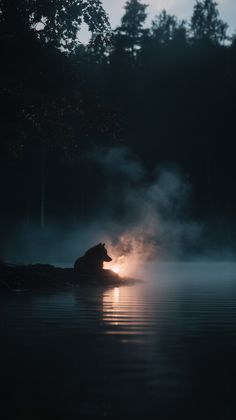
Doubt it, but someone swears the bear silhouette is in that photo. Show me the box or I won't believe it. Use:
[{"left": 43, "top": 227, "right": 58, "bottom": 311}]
[{"left": 74, "top": 243, "right": 112, "bottom": 275}]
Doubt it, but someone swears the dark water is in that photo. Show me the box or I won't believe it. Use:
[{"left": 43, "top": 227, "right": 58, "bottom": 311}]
[{"left": 1, "top": 263, "right": 236, "bottom": 420}]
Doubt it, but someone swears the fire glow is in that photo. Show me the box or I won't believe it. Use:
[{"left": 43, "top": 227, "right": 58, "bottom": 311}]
[
  {"left": 103, "top": 235, "right": 147, "bottom": 278},
  {"left": 104, "top": 254, "right": 128, "bottom": 277}
]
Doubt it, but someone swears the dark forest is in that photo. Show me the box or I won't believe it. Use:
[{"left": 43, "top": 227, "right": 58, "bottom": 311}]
[
  {"left": 1, "top": 0, "right": 236, "bottom": 259},
  {"left": 2, "top": 3, "right": 236, "bottom": 420}
]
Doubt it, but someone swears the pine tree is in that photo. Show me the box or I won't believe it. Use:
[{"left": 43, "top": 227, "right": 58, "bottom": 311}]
[
  {"left": 191, "top": 0, "right": 228, "bottom": 44},
  {"left": 115, "top": 0, "right": 148, "bottom": 57},
  {"left": 151, "top": 10, "right": 187, "bottom": 45}
]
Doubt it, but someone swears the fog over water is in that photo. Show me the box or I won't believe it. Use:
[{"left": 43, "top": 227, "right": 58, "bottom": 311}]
[
  {"left": 3, "top": 146, "right": 235, "bottom": 272},
  {"left": 1, "top": 2, "right": 236, "bottom": 419},
  {"left": 1, "top": 262, "right": 236, "bottom": 419},
  {"left": 2, "top": 146, "right": 203, "bottom": 270}
]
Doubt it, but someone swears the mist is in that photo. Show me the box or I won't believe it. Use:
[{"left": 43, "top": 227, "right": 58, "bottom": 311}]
[{"left": 2, "top": 146, "right": 203, "bottom": 275}]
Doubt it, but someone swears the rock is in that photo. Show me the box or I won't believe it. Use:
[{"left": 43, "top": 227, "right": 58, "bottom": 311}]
[{"left": 0, "top": 263, "right": 138, "bottom": 292}]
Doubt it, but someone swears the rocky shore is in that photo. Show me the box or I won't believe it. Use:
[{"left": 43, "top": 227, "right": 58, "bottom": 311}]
[{"left": 0, "top": 261, "right": 138, "bottom": 291}]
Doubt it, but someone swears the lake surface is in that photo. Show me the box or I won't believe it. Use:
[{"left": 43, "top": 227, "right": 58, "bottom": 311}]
[{"left": 1, "top": 263, "right": 236, "bottom": 420}]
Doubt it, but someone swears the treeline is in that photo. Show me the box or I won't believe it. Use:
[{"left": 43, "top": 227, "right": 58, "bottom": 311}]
[{"left": 0, "top": 0, "right": 236, "bottom": 240}]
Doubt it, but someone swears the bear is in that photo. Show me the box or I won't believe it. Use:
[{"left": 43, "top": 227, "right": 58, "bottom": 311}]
[{"left": 74, "top": 243, "right": 112, "bottom": 275}]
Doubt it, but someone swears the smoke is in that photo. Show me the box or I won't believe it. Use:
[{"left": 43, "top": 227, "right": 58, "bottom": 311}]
[
  {"left": 82, "top": 146, "right": 201, "bottom": 275},
  {"left": 2, "top": 146, "right": 201, "bottom": 274}
]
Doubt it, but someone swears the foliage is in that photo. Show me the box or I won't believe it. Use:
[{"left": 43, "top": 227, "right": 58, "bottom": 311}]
[
  {"left": 0, "top": 0, "right": 110, "bottom": 50},
  {"left": 151, "top": 10, "right": 188, "bottom": 45},
  {"left": 115, "top": 0, "right": 148, "bottom": 57},
  {"left": 190, "top": 0, "right": 228, "bottom": 44},
  {"left": 0, "top": 0, "right": 236, "bottom": 229}
]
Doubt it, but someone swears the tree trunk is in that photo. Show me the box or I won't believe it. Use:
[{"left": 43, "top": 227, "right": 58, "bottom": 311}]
[{"left": 40, "top": 158, "right": 45, "bottom": 229}]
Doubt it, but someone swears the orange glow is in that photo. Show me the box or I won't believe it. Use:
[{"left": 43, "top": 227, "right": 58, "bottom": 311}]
[
  {"left": 102, "top": 286, "right": 148, "bottom": 337},
  {"left": 103, "top": 234, "right": 149, "bottom": 279},
  {"left": 104, "top": 254, "right": 128, "bottom": 277},
  {"left": 111, "top": 266, "right": 120, "bottom": 274}
]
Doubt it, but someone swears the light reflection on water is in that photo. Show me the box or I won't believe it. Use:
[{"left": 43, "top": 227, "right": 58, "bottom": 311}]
[
  {"left": 102, "top": 286, "right": 152, "bottom": 332},
  {"left": 1, "top": 263, "right": 236, "bottom": 420}
]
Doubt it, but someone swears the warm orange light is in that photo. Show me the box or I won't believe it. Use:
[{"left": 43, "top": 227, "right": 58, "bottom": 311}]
[
  {"left": 103, "top": 245, "right": 140, "bottom": 278},
  {"left": 111, "top": 266, "right": 120, "bottom": 274},
  {"left": 104, "top": 256, "right": 127, "bottom": 277},
  {"left": 104, "top": 263, "right": 124, "bottom": 276}
]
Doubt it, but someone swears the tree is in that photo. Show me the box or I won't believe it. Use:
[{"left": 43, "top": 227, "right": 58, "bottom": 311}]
[
  {"left": 0, "top": 0, "right": 113, "bottom": 228},
  {"left": 0, "top": 0, "right": 110, "bottom": 51},
  {"left": 190, "top": 0, "right": 228, "bottom": 44},
  {"left": 151, "top": 10, "right": 187, "bottom": 45},
  {"left": 115, "top": 0, "right": 148, "bottom": 58}
]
